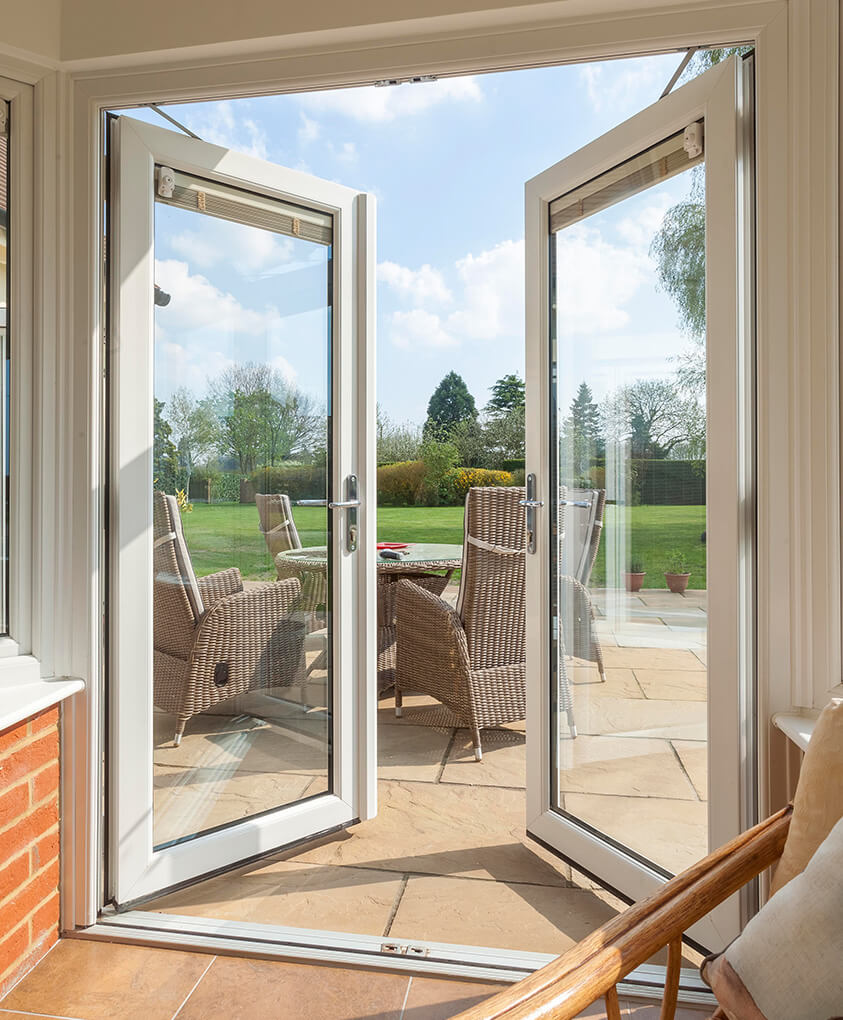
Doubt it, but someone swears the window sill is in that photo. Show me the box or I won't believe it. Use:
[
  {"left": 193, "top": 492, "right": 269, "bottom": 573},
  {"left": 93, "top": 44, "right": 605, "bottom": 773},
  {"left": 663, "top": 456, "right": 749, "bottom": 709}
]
[
  {"left": 0, "top": 657, "right": 85, "bottom": 732},
  {"left": 772, "top": 711, "right": 819, "bottom": 752}
]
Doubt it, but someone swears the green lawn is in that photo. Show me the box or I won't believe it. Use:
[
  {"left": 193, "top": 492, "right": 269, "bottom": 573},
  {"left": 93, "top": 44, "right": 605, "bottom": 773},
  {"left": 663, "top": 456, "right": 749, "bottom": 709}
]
[{"left": 182, "top": 502, "right": 706, "bottom": 589}]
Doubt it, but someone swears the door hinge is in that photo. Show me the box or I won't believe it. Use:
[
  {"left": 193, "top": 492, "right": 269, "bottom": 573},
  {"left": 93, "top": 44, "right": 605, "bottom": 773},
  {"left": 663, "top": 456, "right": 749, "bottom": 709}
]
[
  {"left": 683, "top": 122, "right": 704, "bottom": 159},
  {"left": 374, "top": 75, "right": 437, "bottom": 87},
  {"left": 156, "top": 166, "right": 175, "bottom": 198}
]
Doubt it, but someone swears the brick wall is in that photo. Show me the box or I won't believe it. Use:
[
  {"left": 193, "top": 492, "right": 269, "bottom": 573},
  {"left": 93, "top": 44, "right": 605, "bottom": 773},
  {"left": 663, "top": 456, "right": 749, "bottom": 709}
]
[{"left": 0, "top": 706, "right": 60, "bottom": 996}]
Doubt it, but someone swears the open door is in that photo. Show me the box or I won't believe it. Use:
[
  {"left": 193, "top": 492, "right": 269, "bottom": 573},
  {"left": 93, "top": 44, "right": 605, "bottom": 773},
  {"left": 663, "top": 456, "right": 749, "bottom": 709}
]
[
  {"left": 108, "top": 115, "right": 376, "bottom": 906},
  {"left": 524, "top": 55, "right": 754, "bottom": 950}
]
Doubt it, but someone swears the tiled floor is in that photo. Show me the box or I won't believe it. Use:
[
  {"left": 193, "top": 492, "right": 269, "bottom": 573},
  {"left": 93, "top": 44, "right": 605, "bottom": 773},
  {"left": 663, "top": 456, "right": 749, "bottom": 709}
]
[
  {"left": 148, "top": 587, "right": 708, "bottom": 959},
  {"left": 0, "top": 939, "right": 711, "bottom": 1019}
]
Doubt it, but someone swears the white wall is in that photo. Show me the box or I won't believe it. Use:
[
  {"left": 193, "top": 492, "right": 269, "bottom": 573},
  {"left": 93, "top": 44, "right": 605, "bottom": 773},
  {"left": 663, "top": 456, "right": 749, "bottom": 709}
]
[{"left": 2, "top": 0, "right": 60, "bottom": 64}]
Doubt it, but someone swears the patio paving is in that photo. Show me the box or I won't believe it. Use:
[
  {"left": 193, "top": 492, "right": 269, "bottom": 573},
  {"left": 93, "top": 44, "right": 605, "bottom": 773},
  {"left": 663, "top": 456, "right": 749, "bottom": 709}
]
[{"left": 148, "top": 587, "right": 707, "bottom": 962}]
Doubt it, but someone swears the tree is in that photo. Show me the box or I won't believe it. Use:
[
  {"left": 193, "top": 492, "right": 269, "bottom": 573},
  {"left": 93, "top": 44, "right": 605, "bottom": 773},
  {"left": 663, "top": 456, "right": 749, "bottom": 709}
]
[
  {"left": 423, "top": 371, "right": 477, "bottom": 441},
  {"left": 601, "top": 378, "right": 699, "bottom": 459},
  {"left": 376, "top": 406, "right": 423, "bottom": 466},
  {"left": 486, "top": 373, "right": 525, "bottom": 416},
  {"left": 168, "top": 387, "right": 219, "bottom": 488},
  {"left": 153, "top": 398, "right": 180, "bottom": 493},
  {"left": 208, "top": 362, "right": 323, "bottom": 472},
  {"left": 482, "top": 406, "right": 525, "bottom": 464},
  {"left": 561, "top": 382, "right": 604, "bottom": 479}
]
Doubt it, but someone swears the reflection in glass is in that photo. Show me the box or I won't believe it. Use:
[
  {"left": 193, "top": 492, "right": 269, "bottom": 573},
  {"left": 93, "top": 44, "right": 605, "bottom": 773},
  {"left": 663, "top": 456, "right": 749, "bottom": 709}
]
[
  {"left": 151, "top": 169, "right": 332, "bottom": 848},
  {"left": 551, "top": 138, "right": 708, "bottom": 877}
]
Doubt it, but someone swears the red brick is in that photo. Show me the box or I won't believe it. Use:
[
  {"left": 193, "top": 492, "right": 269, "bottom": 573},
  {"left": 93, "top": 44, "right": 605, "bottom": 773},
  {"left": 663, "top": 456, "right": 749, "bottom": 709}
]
[
  {"left": 0, "top": 922, "right": 28, "bottom": 977},
  {"left": 0, "top": 859, "right": 59, "bottom": 934},
  {"left": 0, "top": 720, "right": 27, "bottom": 759},
  {"left": 31, "top": 828, "right": 59, "bottom": 872},
  {"left": 31, "top": 762, "right": 59, "bottom": 806},
  {"left": 0, "top": 732, "right": 59, "bottom": 789},
  {"left": 0, "top": 853, "right": 29, "bottom": 903},
  {"left": 28, "top": 707, "right": 58, "bottom": 735},
  {"left": 30, "top": 891, "right": 59, "bottom": 942},
  {"left": 0, "top": 783, "right": 29, "bottom": 829},
  {"left": 1, "top": 803, "right": 58, "bottom": 859}
]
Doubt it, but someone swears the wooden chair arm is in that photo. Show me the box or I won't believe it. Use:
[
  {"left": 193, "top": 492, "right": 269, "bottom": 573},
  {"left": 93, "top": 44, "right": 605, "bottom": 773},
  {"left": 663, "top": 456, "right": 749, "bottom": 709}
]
[{"left": 451, "top": 805, "right": 793, "bottom": 1020}]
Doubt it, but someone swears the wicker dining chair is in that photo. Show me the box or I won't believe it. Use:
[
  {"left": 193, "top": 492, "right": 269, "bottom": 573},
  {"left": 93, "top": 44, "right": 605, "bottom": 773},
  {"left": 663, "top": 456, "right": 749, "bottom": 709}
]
[
  {"left": 256, "top": 492, "right": 302, "bottom": 562},
  {"left": 394, "top": 486, "right": 526, "bottom": 760},
  {"left": 559, "top": 487, "right": 607, "bottom": 684},
  {"left": 153, "top": 491, "right": 307, "bottom": 745}
]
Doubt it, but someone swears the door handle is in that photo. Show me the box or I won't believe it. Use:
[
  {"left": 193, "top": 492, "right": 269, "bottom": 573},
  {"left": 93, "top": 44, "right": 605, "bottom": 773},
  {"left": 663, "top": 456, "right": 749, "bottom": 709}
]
[
  {"left": 328, "top": 499, "right": 361, "bottom": 509},
  {"left": 522, "top": 474, "right": 541, "bottom": 554},
  {"left": 297, "top": 477, "right": 359, "bottom": 552}
]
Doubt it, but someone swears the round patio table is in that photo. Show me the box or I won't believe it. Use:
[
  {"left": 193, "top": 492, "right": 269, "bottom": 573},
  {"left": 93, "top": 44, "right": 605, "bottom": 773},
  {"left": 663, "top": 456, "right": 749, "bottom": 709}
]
[{"left": 275, "top": 544, "right": 463, "bottom": 690}]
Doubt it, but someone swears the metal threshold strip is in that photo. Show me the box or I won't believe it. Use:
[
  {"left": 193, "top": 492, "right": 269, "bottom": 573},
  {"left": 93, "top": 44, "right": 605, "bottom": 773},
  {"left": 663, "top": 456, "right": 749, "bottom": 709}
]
[{"left": 86, "top": 910, "right": 715, "bottom": 1006}]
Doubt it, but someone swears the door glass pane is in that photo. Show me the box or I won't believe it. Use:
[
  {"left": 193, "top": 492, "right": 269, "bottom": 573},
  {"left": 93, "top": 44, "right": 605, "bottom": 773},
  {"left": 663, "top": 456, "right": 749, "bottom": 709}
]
[
  {"left": 151, "top": 170, "right": 332, "bottom": 849},
  {"left": 550, "top": 135, "right": 707, "bottom": 876}
]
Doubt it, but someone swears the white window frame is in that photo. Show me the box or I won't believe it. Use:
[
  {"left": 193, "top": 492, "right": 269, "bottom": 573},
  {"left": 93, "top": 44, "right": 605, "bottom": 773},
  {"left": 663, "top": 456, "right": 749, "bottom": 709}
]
[
  {"left": 107, "top": 114, "right": 376, "bottom": 905},
  {"left": 34, "top": 0, "right": 836, "bottom": 975}
]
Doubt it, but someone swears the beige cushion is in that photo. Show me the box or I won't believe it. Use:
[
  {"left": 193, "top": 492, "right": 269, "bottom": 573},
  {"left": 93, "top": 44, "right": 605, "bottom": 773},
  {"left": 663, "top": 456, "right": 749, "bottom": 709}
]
[
  {"left": 702, "top": 815, "right": 843, "bottom": 1020},
  {"left": 770, "top": 699, "right": 843, "bottom": 894}
]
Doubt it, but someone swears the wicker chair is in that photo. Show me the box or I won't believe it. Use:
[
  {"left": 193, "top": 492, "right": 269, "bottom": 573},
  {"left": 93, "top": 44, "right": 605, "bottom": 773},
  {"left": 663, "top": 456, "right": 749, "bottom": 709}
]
[
  {"left": 560, "top": 487, "right": 607, "bottom": 684},
  {"left": 394, "top": 486, "right": 526, "bottom": 760},
  {"left": 153, "top": 491, "right": 307, "bottom": 746},
  {"left": 256, "top": 492, "right": 302, "bottom": 562}
]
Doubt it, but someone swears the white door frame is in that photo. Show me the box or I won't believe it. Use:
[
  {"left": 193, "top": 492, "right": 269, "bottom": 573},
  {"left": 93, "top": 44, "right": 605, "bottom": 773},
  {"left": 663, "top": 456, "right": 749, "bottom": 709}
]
[
  {"left": 108, "top": 114, "right": 377, "bottom": 904},
  {"left": 38, "top": 0, "right": 835, "bottom": 967},
  {"left": 524, "top": 56, "right": 752, "bottom": 951}
]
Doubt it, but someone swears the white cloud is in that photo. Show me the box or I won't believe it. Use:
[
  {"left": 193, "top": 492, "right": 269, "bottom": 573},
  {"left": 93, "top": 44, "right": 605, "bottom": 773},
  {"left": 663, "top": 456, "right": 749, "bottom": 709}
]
[
  {"left": 378, "top": 261, "right": 452, "bottom": 305},
  {"left": 382, "top": 220, "right": 652, "bottom": 351},
  {"left": 448, "top": 240, "right": 524, "bottom": 341},
  {"left": 555, "top": 224, "right": 648, "bottom": 335},
  {"left": 389, "top": 308, "right": 457, "bottom": 350},
  {"left": 615, "top": 196, "right": 672, "bottom": 250},
  {"left": 169, "top": 222, "right": 295, "bottom": 275},
  {"left": 333, "top": 141, "right": 358, "bottom": 164},
  {"left": 578, "top": 57, "right": 670, "bottom": 118},
  {"left": 298, "top": 113, "right": 320, "bottom": 145},
  {"left": 190, "top": 101, "right": 270, "bottom": 160},
  {"left": 300, "top": 76, "right": 483, "bottom": 123},
  {"left": 154, "top": 258, "right": 281, "bottom": 336},
  {"left": 155, "top": 341, "right": 235, "bottom": 397},
  {"left": 269, "top": 353, "right": 297, "bottom": 383}
]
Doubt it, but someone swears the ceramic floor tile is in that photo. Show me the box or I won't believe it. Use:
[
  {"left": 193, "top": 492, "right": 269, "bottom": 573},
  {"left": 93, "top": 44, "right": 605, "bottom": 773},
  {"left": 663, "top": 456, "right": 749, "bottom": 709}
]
[
  {"left": 600, "top": 647, "right": 706, "bottom": 671},
  {"left": 176, "top": 957, "right": 408, "bottom": 1020},
  {"left": 288, "top": 780, "right": 571, "bottom": 886},
  {"left": 556, "top": 734, "right": 697, "bottom": 800},
  {"left": 623, "top": 1001, "right": 712, "bottom": 1019},
  {"left": 0, "top": 940, "right": 213, "bottom": 1020},
  {"left": 377, "top": 721, "right": 453, "bottom": 783},
  {"left": 671, "top": 740, "right": 708, "bottom": 801},
  {"left": 564, "top": 793, "right": 708, "bottom": 875},
  {"left": 633, "top": 669, "right": 707, "bottom": 702},
  {"left": 389, "top": 875, "right": 617, "bottom": 955},
  {"left": 0, "top": 1013, "right": 72, "bottom": 1019},
  {"left": 440, "top": 728, "right": 526, "bottom": 788},
  {"left": 570, "top": 694, "right": 706, "bottom": 741},
  {"left": 402, "top": 976, "right": 507, "bottom": 1019}
]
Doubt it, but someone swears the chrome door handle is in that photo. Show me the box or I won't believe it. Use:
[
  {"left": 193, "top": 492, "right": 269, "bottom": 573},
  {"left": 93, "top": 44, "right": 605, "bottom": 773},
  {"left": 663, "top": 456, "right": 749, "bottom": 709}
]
[
  {"left": 328, "top": 499, "right": 361, "bottom": 509},
  {"left": 297, "top": 499, "right": 327, "bottom": 506},
  {"left": 523, "top": 474, "right": 540, "bottom": 554}
]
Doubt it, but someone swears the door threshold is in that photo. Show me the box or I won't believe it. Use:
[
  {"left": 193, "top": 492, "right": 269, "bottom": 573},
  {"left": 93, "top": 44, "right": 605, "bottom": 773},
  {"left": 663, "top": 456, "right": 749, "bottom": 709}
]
[{"left": 85, "top": 909, "right": 715, "bottom": 1005}]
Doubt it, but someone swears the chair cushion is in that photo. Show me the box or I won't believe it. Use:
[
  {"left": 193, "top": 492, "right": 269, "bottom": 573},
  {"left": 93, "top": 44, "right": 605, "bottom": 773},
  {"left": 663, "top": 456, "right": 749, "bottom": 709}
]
[
  {"left": 770, "top": 699, "right": 843, "bottom": 894},
  {"left": 701, "top": 815, "right": 843, "bottom": 1020}
]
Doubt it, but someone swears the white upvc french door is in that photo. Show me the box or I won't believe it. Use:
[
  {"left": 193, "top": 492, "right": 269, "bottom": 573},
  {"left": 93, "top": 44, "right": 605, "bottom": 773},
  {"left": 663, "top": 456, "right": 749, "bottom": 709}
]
[
  {"left": 108, "top": 115, "right": 376, "bottom": 906},
  {"left": 525, "top": 55, "right": 754, "bottom": 950}
]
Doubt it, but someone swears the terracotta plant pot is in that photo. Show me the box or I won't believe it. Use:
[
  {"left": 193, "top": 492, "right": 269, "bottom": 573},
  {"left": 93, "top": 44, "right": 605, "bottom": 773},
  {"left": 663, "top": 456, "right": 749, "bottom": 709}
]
[
  {"left": 664, "top": 571, "right": 691, "bottom": 595},
  {"left": 624, "top": 571, "right": 646, "bottom": 593}
]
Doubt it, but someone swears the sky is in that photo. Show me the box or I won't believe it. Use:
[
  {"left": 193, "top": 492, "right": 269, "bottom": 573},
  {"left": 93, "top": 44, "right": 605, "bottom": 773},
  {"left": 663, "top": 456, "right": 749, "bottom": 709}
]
[{"left": 124, "top": 51, "right": 703, "bottom": 428}]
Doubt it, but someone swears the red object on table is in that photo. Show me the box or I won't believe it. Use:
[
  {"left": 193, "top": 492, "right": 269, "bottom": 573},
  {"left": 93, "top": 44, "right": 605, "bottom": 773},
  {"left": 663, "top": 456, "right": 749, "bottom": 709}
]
[{"left": 377, "top": 542, "right": 409, "bottom": 550}]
